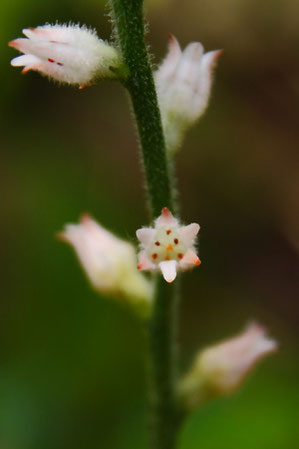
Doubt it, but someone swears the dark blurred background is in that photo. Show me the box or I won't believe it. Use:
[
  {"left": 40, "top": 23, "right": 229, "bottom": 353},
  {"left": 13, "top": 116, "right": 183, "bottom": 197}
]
[{"left": 1, "top": 0, "right": 299, "bottom": 447}]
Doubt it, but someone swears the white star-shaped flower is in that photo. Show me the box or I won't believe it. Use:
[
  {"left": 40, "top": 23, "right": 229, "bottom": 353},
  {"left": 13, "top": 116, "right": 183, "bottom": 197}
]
[{"left": 136, "top": 207, "right": 201, "bottom": 283}]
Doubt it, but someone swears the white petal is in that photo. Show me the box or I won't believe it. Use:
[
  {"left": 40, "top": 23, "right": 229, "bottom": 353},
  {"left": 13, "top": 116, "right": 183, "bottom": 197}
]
[
  {"left": 178, "top": 223, "right": 200, "bottom": 244},
  {"left": 137, "top": 251, "right": 156, "bottom": 271},
  {"left": 155, "top": 35, "right": 182, "bottom": 82},
  {"left": 155, "top": 207, "right": 178, "bottom": 227},
  {"left": 9, "top": 38, "right": 34, "bottom": 54},
  {"left": 194, "top": 49, "right": 223, "bottom": 104},
  {"left": 176, "top": 42, "right": 204, "bottom": 82},
  {"left": 180, "top": 248, "right": 201, "bottom": 266},
  {"left": 159, "top": 260, "right": 177, "bottom": 283},
  {"left": 136, "top": 228, "right": 156, "bottom": 247},
  {"left": 11, "top": 54, "right": 41, "bottom": 67},
  {"left": 200, "top": 49, "right": 223, "bottom": 75},
  {"left": 22, "top": 28, "right": 44, "bottom": 40}
]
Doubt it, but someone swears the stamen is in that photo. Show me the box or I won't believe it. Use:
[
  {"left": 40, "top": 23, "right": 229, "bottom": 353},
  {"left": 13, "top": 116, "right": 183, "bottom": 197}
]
[
  {"left": 174, "top": 238, "right": 179, "bottom": 244},
  {"left": 155, "top": 241, "right": 160, "bottom": 246},
  {"left": 166, "top": 229, "right": 172, "bottom": 235},
  {"left": 178, "top": 253, "right": 183, "bottom": 259},
  {"left": 152, "top": 253, "right": 158, "bottom": 259},
  {"left": 48, "top": 58, "right": 55, "bottom": 63}
]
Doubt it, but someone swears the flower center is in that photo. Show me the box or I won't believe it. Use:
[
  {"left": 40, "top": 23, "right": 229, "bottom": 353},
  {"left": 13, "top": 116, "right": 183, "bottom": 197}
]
[{"left": 147, "top": 227, "right": 187, "bottom": 264}]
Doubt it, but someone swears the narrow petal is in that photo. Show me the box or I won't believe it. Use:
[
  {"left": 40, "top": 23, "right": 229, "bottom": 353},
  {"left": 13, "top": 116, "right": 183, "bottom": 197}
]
[
  {"left": 136, "top": 228, "right": 156, "bottom": 247},
  {"left": 180, "top": 248, "right": 201, "bottom": 266},
  {"left": 159, "top": 260, "right": 177, "bottom": 283},
  {"left": 137, "top": 251, "right": 156, "bottom": 271},
  {"left": 22, "top": 27, "right": 55, "bottom": 41},
  {"left": 156, "top": 34, "right": 182, "bottom": 81},
  {"left": 176, "top": 42, "right": 204, "bottom": 82},
  {"left": 155, "top": 207, "right": 177, "bottom": 227},
  {"left": 8, "top": 38, "right": 32, "bottom": 53},
  {"left": 11, "top": 54, "right": 41, "bottom": 67},
  {"left": 23, "top": 25, "right": 75, "bottom": 43},
  {"left": 201, "top": 49, "right": 223, "bottom": 73},
  {"left": 22, "top": 28, "right": 44, "bottom": 40},
  {"left": 178, "top": 223, "right": 200, "bottom": 244},
  {"left": 195, "top": 49, "right": 223, "bottom": 99}
]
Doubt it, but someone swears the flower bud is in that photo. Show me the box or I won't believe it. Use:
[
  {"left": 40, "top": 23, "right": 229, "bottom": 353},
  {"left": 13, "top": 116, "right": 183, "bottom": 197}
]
[
  {"left": 155, "top": 35, "right": 222, "bottom": 154},
  {"left": 58, "top": 214, "right": 152, "bottom": 315},
  {"left": 179, "top": 322, "right": 277, "bottom": 411},
  {"left": 136, "top": 207, "right": 200, "bottom": 283},
  {"left": 9, "top": 24, "right": 124, "bottom": 87}
]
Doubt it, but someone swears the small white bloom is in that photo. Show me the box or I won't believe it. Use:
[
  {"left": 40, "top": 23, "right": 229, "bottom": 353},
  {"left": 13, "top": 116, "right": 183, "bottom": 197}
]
[
  {"left": 136, "top": 207, "right": 200, "bottom": 283},
  {"left": 59, "top": 214, "right": 152, "bottom": 313},
  {"left": 155, "top": 35, "right": 222, "bottom": 153},
  {"left": 9, "top": 24, "right": 122, "bottom": 87},
  {"left": 180, "top": 322, "right": 278, "bottom": 409}
]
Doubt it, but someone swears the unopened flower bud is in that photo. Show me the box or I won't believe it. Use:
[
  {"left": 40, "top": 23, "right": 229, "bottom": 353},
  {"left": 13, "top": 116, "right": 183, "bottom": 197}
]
[
  {"left": 58, "top": 214, "right": 152, "bottom": 315},
  {"left": 155, "top": 35, "right": 222, "bottom": 154},
  {"left": 9, "top": 24, "right": 124, "bottom": 87},
  {"left": 136, "top": 207, "right": 200, "bottom": 283},
  {"left": 179, "top": 322, "right": 277, "bottom": 410}
]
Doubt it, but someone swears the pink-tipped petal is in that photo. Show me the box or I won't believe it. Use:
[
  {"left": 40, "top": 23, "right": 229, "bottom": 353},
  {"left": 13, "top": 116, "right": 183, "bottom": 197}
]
[
  {"left": 22, "top": 27, "right": 53, "bottom": 41},
  {"left": 136, "top": 228, "right": 156, "bottom": 247},
  {"left": 159, "top": 260, "right": 177, "bottom": 283},
  {"left": 8, "top": 37, "right": 40, "bottom": 54},
  {"left": 137, "top": 251, "right": 156, "bottom": 271},
  {"left": 155, "top": 207, "right": 177, "bottom": 227},
  {"left": 201, "top": 49, "right": 223, "bottom": 72},
  {"left": 156, "top": 34, "right": 182, "bottom": 81},
  {"left": 168, "top": 34, "right": 182, "bottom": 59},
  {"left": 180, "top": 248, "right": 201, "bottom": 266},
  {"left": 22, "top": 28, "right": 41, "bottom": 40},
  {"left": 8, "top": 39, "right": 19, "bottom": 49},
  {"left": 23, "top": 26, "right": 71, "bottom": 42},
  {"left": 178, "top": 223, "right": 200, "bottom": 244},
  {"left": 8, "top": 38, "right": 29, "bottom": 52},
  {"left": 196, "top": 49, "right": 223, "bottom": 99}
]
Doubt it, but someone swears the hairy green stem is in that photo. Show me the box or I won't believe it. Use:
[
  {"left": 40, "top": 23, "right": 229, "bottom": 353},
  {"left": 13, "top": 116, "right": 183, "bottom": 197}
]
[
  {"left": 109, "top": 0, "right": 180, "bottom": 448},
  {"left": 110, "top": 0, "right": 173, "bottom": 217},
  {"left": 148, "top": 276, "right": 180, "bottom": 449}
]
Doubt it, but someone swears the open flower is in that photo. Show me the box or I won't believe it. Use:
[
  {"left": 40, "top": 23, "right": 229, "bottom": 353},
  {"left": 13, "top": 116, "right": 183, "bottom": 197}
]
[
  {"left": 155, "top": 35, "right": 222, "bottom": 154},
  {"left": 136, "top": 207, "right": 200, "bottom": 283},
  {"left": 58, "top": 214, "right": 152, "bottom": 314},
  {"left": 179, "top": 322, "right": 278, "bottom": 410},
  {"left": 9, "top": 24, "right": 122, "bottom": 87}
]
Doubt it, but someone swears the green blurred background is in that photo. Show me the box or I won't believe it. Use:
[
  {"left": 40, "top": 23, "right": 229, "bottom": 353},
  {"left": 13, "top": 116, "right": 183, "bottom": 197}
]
[{"left": 1, "top": 0, "right": 299, "bottom": 447}]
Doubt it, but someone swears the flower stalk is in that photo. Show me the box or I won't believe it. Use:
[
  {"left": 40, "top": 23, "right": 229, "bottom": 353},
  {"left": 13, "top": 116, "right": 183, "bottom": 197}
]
[
  {"left": 110, "top": 0, "right": 173, "bottom": 217},
  {"left": 109, "top": 0, "right": 180, "bottom": 448}
]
